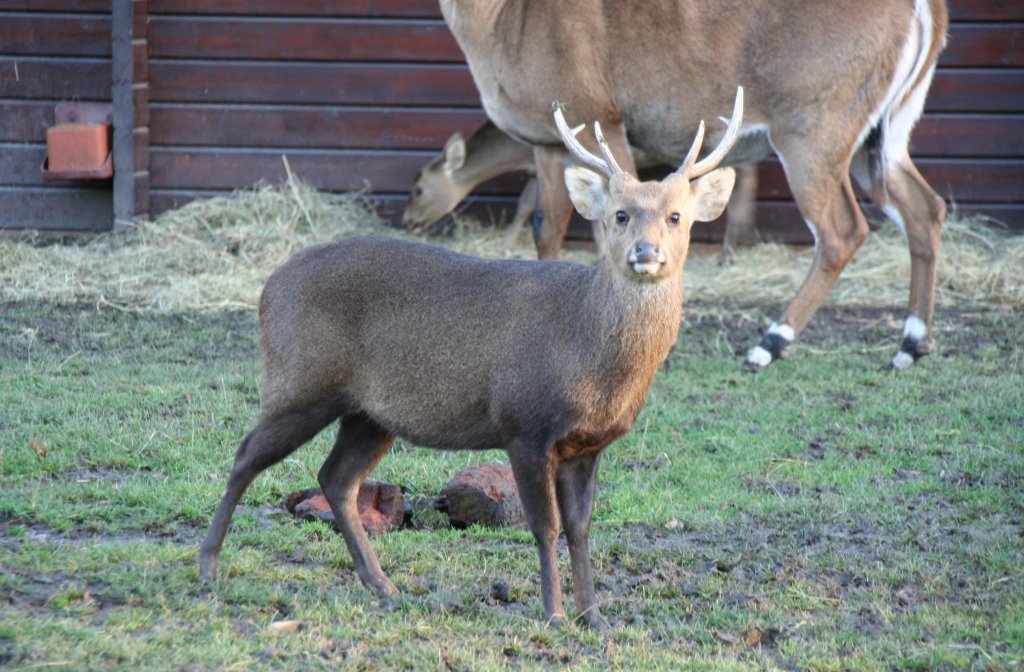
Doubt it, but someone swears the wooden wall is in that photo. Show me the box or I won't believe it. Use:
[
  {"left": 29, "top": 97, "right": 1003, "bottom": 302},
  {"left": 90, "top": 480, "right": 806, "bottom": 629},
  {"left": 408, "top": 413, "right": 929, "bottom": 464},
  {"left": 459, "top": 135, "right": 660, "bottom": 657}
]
[
  {"left": 0, "top": 0, "right": 114, "bottom": 232},
  {"left": 1, "top": 1, "right": 1022, "bottom": 239},
  {"left": 145, "top": 0, "right": 503, "bottom": 224}
]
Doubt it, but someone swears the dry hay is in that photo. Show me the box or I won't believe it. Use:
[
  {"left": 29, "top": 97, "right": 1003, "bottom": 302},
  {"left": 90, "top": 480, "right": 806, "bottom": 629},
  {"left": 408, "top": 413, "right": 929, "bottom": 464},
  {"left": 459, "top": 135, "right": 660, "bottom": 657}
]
[
  {"left": 1, "top": 176, "right": 1021, "bottom": 313},
  {"left": 685, "top": 212, "right": 1024, "bottom": 309}
]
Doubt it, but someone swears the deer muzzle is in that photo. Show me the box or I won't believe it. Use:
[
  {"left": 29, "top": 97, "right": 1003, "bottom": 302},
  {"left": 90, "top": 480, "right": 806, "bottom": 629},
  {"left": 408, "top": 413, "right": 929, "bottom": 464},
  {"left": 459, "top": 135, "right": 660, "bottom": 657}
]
[{"left": 627, "top": 241, "right": 666, "bottom": 275}]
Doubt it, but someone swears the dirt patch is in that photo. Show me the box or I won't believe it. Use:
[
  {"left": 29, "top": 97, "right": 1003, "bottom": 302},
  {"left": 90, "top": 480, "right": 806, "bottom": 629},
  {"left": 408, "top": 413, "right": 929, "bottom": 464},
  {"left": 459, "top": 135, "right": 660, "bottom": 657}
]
[
  {"left": 0, "top": 300, "right": 257, "bottom": 364},
  {"left": 4, "top": 300, "right": 1017, "bottom": 374}
]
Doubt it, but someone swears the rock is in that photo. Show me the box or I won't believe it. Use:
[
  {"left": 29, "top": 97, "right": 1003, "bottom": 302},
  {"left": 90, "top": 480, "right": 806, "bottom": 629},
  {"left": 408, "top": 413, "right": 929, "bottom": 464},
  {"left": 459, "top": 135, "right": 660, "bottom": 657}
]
[
  {"left": 283, "top": 480, "right": 406, "bottom": 534},
  {"left": 438, "top": 463, "right": 524, "bottom": 528},
  {"left": 356, "top": 480, "right": 407, "bottom": 534},
  {"left": 489, "top": 579, "right": 513, "bottom": 603}
]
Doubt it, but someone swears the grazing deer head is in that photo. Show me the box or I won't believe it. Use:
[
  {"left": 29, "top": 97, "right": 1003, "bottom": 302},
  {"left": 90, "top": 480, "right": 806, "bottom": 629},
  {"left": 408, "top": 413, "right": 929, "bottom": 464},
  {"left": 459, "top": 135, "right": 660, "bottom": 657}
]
[{"left": 402, "top": 123, "right": 535, "bottom": 231}]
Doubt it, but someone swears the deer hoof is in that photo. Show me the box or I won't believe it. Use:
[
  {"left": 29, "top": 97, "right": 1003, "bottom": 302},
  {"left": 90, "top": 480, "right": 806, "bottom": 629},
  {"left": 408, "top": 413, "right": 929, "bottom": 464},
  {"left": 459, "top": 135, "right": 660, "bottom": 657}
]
[
  {"left": 585, "top": 615, "right": 611, "bottom": 634},
  {"left": 745, "top": 323, "right": 794, "bottom": 371},
  {"left": 360, "top": 572, "right": 399, "bottom": 597},
  {"left": 743, "top": 346, "right": 772, "bottom": 372},
  {"left": 198, "top": 554, "right": 218, "bottom": 582},
  {"left": 546, "top": 614, "right": 567, "bottom": 630},
  {"left": 892, "top": 317, "right": 934, "bottom": 369}
]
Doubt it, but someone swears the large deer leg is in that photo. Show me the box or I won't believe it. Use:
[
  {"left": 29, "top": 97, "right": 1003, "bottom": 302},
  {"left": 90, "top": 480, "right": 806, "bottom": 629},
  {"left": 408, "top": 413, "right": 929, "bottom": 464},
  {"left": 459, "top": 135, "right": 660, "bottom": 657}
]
[
  {"left": 533, "top": 119, "right": 637, "bottom": 259},
  {"left": 880, "top": 158, "right": 946, "bottom": 368},
  {"left": 744, "top": 162, "right": 869, "bottom": 371},
  {"left": 555, "top": 452, "right": 608, "bottom": 632},
  {"left": 200, "top": 402, "right": 343, "bottom": 580},
  {"left": 503, "top": 177, "right": 538, "bottom": 249},
  {"left": 318, "top": 413, "right": 397, "bottom": 595},
  {"left": 507, "top": 439, "right": 565, "bottom": 627},
  {"left": 719, "top": 163, "right": 760, "bottom": 265},
  {"left": 532, "top": 146, "right": 575, "bottom": 260}
]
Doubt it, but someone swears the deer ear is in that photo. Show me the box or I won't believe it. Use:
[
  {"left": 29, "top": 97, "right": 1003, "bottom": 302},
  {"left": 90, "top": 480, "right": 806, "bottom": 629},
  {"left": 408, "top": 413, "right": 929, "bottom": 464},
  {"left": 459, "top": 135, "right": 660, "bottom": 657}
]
[
  {"left": 564, "top": 166, "right": 608, "bottom": 221},
  {"left": 444, "top": 133, "right": 466, "bottom": 172},
  {"left": 689, "top": 167, "right": 736, "bottom": 223}
]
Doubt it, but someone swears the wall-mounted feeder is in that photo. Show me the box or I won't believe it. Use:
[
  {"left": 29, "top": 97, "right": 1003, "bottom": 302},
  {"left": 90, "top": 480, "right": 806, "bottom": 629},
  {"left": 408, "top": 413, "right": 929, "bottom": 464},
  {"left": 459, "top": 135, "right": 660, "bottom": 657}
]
[{"left": 41, "top": 103, "right": 114, "bottom": 181}]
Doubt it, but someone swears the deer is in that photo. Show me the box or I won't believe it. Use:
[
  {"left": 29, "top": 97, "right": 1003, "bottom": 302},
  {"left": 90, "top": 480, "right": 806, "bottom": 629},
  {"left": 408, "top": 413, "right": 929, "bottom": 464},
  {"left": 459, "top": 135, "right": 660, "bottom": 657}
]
[
  {"left": 198, "top": 89, "right": 745, "bottom": 632},
  {"left": 440, "top": 0, "right": 949, "bottom": 371},
  {"left": 401, "top": 119, "right": 538, "bottom": 248},
  {"left": 403, "top": 119, "right": 761, "bottom": 261}
]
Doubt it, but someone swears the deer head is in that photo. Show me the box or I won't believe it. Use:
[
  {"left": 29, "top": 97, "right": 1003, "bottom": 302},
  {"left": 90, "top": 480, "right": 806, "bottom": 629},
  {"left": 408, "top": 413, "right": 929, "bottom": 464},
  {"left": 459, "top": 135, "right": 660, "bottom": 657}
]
[
  {"left": 402, "top": 132, "right": 468, "bottom": 229},
  {"left": 555, "top": 87, "right": 744, "bottom": 282}
]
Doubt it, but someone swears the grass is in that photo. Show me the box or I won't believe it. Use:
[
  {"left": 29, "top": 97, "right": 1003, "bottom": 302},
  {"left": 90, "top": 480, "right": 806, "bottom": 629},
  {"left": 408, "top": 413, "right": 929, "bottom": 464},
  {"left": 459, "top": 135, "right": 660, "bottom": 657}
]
[
  {"left": 1, "top": 299, "right": 1021, "bottom": 670},
  {"left": 1, "top": 181, "right": 1022, "bottom": 669}
]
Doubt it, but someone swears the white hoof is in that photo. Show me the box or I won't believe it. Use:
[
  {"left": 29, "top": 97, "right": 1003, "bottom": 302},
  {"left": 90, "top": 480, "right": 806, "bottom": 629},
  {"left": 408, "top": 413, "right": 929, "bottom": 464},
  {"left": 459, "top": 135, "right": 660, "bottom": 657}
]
[
  {"left": 745, "top": 345, "right": 772, "bottom": 369},
  {"left": 891, "top": 351, "right": 915, "bottom": 370}
]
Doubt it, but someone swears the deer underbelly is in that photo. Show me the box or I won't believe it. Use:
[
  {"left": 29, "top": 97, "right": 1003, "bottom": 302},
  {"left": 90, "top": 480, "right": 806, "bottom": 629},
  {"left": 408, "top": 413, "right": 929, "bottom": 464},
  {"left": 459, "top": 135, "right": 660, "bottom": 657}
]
[{"left": 477, "top": 85, "right": 558, "bottom": 146}]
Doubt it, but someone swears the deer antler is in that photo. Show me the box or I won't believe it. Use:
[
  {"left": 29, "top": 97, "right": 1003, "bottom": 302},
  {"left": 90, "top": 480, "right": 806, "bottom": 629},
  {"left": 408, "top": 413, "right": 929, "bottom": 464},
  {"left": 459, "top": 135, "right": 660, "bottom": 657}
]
[
  {"left": 675, "top": 86, "right": 745, "bottom": 180},
  {"left": 552, "top": 102, "right": 625, "bottom": 178}
]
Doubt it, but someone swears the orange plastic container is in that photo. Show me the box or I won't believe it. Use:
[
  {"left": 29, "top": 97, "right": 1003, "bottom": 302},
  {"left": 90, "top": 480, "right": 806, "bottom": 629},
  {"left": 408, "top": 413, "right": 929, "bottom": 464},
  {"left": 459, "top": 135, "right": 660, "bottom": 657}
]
[{"left": 42, "top": 122, "right": 113, "bottom": 180}]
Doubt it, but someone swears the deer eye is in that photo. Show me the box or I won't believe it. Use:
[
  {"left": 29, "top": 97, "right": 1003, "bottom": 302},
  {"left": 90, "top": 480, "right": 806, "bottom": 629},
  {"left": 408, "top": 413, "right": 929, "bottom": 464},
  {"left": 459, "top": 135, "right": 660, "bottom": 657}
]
[
  {"left": 615, "top": 211, "right": 629, "bottom": 226},
  {"left": 668, "top": 212, "right": 681, "bottom": 226},
  {"left": 413, "top": 186, "right": 423, "bottom": 197}
]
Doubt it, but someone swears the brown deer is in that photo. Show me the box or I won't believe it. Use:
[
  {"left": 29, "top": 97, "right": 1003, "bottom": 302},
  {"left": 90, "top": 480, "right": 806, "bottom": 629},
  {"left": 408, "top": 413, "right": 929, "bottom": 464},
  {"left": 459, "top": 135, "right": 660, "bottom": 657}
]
[
  {"left": 198, "top": 90, "right": 745, "bottom": 632},
  {"left": 403, "top": 119, "right": 761, "bottom": 260},
  {"left": 401, "top": 120, "right": 538, "bottom": 247},
  {"left": 441, "top": 0, "right": 949, "bottom": 370}
]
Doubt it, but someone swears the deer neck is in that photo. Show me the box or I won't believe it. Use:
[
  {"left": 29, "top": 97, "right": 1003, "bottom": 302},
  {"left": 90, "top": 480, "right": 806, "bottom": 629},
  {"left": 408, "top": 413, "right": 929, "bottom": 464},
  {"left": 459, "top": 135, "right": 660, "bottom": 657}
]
[
  {"left": 456, "top": 124, "right": 534, "bottom": 188},
  {"left": 577, "top": 262, "right": 684, "bottom": 383}
]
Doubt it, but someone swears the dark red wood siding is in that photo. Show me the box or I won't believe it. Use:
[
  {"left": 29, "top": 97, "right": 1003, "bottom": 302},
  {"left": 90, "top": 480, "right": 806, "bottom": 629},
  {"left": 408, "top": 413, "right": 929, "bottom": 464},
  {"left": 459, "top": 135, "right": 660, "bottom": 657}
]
[
  {"left": 0, "top": 1, "right": 1021, "bottom": 238},
  {"left": 0, "top": 1, "right": 113, "bottom": 231}
]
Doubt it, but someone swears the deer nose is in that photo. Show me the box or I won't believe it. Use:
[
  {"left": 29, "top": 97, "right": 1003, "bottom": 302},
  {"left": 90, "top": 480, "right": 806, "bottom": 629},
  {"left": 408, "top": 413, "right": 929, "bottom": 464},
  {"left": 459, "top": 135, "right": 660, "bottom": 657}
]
[{"left": 631, "top": 242, "right": 662, "bottom": 264}]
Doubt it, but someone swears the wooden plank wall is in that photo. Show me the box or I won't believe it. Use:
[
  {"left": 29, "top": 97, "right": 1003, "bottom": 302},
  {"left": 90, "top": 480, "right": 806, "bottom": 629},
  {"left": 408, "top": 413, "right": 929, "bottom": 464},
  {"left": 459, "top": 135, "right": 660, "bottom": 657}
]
[
  {"left": 146, "top": 0, "right": 503, "bottom": 225},
  {"left": 0, "top": 0, "right": 114, "bottom": 232}
]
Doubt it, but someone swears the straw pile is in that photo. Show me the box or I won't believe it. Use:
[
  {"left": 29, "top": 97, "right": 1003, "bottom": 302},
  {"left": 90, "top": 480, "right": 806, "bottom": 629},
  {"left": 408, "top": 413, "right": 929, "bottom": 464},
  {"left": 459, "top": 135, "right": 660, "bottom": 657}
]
[
  {"left": 685, "top": 214, "right": 1024, "bottom": 309},
  {"left": 1, "top": 177, "right": 1021, "bottom": 312}
]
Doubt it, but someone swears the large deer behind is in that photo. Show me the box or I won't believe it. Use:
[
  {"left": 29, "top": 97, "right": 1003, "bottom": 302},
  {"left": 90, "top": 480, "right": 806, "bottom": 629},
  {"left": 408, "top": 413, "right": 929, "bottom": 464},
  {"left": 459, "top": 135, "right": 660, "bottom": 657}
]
[{"left": 441, "top": 0, "right": 949, "bottom": 371}]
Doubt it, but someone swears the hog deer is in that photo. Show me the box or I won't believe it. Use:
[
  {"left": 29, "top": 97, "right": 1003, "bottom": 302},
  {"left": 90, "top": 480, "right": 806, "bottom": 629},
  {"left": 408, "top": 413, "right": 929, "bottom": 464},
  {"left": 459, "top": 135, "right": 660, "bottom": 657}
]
[
  {"left": 441, "top": 0, "right": 949, "bottom": 371},
  {"left": 403, "top": 120, "right": 760, "bottom": 259},
  {"left": 199, "top": 90, "right": 745, "bottom": 632}
]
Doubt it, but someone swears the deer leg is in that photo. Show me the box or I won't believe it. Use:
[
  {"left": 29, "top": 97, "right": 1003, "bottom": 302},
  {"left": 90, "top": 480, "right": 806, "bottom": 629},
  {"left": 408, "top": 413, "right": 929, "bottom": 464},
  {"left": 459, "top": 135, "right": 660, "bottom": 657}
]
[
  {"left": 503, "top": 177, "right": 538, "bottom": 249},
  {"left": 744, "top": 169, "right": 869, "bottom": 371},
  {"left": 200, "top": 402, "right": 342, "bottom": 581},
  {"left": 555, "top": 452, "right": 608, "bottom": 632},
  {"left": 532, "top": 146, "right": 574, "bottom": 260},
  {"left": 719, "top": 163, "right": 760, "bottom": 265},
  {"left": 507, "top": 439, "right": 565, "bottom": 627},
  {"left": 318, "top": 413, "right": 397, "bottom": 596},
  {"left": 880, "top": 158, "right": 946, "bottom": 368}
]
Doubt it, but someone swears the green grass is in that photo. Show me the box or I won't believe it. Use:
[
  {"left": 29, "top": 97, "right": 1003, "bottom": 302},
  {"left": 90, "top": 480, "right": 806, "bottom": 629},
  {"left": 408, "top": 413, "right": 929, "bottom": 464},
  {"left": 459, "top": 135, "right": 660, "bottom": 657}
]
[{"left": 1, "top": 300, "right": 1022, "bottom": 670}]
